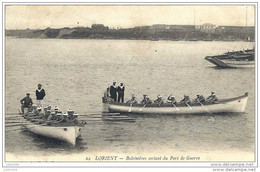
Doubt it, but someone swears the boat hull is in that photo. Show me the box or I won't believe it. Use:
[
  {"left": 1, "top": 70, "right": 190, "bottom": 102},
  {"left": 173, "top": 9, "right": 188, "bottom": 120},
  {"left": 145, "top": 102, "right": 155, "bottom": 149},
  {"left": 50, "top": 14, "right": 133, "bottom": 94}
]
[
  {"left": 103, "top": 93, "right": 248, "bottom": 115},
  {"left": 26, "top": 124, "right": 83, "bottom": 145},
  {"left": 19, "top": 110, "right": 84, "bottom": 145},
  {"left": 205, "top": 56, "right": 254, "bottom": 68}
]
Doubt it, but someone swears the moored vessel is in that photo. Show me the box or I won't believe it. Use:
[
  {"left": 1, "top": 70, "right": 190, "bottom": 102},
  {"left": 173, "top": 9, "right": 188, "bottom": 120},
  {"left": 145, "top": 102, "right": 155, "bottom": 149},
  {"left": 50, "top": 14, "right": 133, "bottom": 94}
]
[{"left": 205, "top": 49, "right": 255, "bottom": 68}]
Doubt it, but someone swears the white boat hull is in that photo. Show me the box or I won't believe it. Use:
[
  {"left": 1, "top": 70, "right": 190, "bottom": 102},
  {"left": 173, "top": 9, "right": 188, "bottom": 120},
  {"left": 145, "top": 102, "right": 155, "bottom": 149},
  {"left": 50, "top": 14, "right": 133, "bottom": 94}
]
[
  {"left": 103, "top": 93, "right": 248, "bottom": 115},
  {"left": 25, "top": 124, "right": 83, "bottom": 145}
]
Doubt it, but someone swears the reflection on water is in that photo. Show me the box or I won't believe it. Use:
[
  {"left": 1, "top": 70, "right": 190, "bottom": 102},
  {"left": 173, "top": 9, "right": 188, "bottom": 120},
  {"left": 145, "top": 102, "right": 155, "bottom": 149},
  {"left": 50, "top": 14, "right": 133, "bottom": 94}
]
[{"left": 5, "top": 38, "right": 255, "bottom": 159}]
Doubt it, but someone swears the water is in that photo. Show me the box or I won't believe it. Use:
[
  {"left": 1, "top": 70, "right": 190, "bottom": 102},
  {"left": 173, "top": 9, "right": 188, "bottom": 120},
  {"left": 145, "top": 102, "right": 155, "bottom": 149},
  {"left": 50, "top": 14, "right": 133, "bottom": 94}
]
[{"left": 5, "top": 38, "right": 255, "bottom": 161}]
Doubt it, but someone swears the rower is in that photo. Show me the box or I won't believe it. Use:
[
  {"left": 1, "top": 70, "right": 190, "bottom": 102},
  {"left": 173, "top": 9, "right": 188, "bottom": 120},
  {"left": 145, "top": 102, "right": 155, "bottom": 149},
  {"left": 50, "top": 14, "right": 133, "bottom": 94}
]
[
  {"left": 126, "top": 94, "right": 138, "bottom": 105},
  {"left": 167, "top": 94, "right": 177, "bottom": 105},
  {"left": 46, "top": 110, "right": 56, "bottom": 121},
  {"left": 206, "top": 92, "right": 218, "bottom": 103},
  {"left": 145, "top": 95, "right": 152, "bottom": 105},
  {"left": 154, "top": 95, "right": 164, "bottom": 106},
  {"left": 195, "top": 93, "right": 206, "bottom": 103},
  {"left": 141, "top": 94, "right": 147, "bottom": 104},
  {"left": 54, "top": 106, "right": 59, "bottom": 114},
  {"left": 65, "top": 109, "right": 79, "bottom": 124},
  {"left": 180, "top": 95, "right": 191, "bottom": 105},
  {"left": 56, "top": 111, "right": 65, "bottom": 123},
  {"left": 47, "top": 105, "right": 52, "bottom": 111},
  {"left": 141, "top": 94, "right": 153, "bottom": 105}
]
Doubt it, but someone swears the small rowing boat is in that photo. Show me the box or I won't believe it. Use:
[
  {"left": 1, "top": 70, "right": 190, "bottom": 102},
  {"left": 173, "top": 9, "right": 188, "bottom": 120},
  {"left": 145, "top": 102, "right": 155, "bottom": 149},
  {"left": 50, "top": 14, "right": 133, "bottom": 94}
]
[
  {"left": 19, "top": 108, "right": 85, "bottom": 145},
  {"left": 102, "top": 93, "right": 248, "bottom": 115}
]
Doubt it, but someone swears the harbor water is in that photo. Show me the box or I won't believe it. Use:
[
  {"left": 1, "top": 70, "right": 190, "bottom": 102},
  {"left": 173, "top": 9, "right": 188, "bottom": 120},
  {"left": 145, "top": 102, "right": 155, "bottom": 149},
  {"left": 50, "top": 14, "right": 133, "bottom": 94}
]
[{"left": 5, "top": 38, "right": 255, "bottom": 161}]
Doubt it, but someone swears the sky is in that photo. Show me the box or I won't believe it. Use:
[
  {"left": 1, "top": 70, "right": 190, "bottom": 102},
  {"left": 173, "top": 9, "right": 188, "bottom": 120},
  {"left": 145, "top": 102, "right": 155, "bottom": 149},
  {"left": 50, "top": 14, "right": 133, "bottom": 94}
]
[{"left": 5, "top": 5, "right": 255, "bottom": 29}]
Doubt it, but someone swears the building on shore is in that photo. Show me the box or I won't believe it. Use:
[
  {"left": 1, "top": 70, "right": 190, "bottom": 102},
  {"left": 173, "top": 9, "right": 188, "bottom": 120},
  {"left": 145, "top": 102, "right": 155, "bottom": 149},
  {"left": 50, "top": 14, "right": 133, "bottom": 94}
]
[{"left": 195, "top": 23, "right": 217, "bottom": 33}]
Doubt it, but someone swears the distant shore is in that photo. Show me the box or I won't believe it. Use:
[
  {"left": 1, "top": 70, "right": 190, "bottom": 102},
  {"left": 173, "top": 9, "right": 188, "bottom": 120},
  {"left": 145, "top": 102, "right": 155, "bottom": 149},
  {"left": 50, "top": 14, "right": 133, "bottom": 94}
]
[{"left": 5, "top": 24, "right": 255, "bottom": 42}]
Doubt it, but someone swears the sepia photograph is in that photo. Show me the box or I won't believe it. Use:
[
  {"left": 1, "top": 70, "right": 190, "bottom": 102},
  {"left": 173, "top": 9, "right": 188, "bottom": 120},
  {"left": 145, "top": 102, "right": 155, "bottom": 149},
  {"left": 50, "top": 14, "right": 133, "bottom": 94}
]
[{"left": 2, "top": 2, "right": 257, "bottom": 170}]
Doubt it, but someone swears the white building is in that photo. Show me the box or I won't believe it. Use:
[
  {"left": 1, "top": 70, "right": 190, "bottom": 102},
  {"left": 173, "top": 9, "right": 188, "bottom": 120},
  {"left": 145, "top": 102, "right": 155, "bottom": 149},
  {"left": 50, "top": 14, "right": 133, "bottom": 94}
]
[{"left": 195, "top": 23, "right": 217, "bottom": 33}]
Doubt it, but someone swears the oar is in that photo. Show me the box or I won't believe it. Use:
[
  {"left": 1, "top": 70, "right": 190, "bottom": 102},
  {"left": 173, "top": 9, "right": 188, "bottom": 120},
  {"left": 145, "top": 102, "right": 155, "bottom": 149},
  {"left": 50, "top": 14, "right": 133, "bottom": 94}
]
[
  {"left": 128, "top": 103, "right": 133, "bottom": 112},
  {"left": 5, "top": 123, "right": 33, "bottom": 127},
  {"left": 139, "top": 104, "right": 147, "bottom": 111},
  {"left": 186, "top": 103, "right": 192, "bottom": 110},
  {"left": 172, "top": 103, "right": 180, "bottom": 111},
  {"left": 197, "top": 101, "right": 214, "bottom": 116},
  {"left": 5, "top": 115, "right": 24, "bottom": 119},
  {"left": 5, "top": 121, "right": 28, "bottom": 124},
  {"left": 5, "top": 123, "right": 48, "bottom": 133}
]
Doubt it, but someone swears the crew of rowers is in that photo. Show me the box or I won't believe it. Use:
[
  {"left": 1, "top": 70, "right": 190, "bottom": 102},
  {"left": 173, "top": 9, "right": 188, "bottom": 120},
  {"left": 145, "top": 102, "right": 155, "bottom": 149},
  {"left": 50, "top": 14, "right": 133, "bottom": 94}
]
[
  {"left": 124, "top": 92, "right": 218, "bottom": 106},
  {"left": 23, "top": 104, "right": 79, "bottom": 124}
]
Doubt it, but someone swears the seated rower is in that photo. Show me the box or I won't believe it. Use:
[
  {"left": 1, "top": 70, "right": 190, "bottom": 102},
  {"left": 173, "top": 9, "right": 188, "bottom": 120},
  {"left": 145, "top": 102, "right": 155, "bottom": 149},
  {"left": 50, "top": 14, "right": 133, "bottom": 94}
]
[
  {"left": 62, "top": 110, "right": 79, "bottom": 124},
  {"left": 194, "top": 93, "right": 206, "bottom": 103},
  {"left": 206, "top": 92, "right": 218, "bottom": 103},
  {"left": 141, "top": 95, "right": 153, "bottom": 105},
  {"left": 54, "top": 106, "right": 59, "bottom": 114},
  {"left": 55, "top": 111, "right": 65, "bottom": 123},
  {"left": 180, "top": 95, "right": 191, "bottom": 105},
  {"left": 154, "top": 95, "right": 164, "bottom": 106},
  {"left": 69, "top": 113, "right": 79, "bottom": 124},
  {"left": 126, "top": 94, "right": 138, "bottom": 105},
  {"left": 141, "top": 94, "right": 147, "bottom": 104},
  {"left": 167, "top": 94, "right": 177, "bottom": 105},
  {"left": 47, "top": 111, "right": 58, "bottom": 121},
  {"left": 145, "top": 95, "right": 153, "bottom": 105}
]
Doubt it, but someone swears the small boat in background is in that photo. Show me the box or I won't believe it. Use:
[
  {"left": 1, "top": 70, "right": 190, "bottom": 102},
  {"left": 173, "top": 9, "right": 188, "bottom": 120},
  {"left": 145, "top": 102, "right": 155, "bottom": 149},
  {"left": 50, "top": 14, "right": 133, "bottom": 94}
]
[
  {"left": 205, "top": 48, "right": 255, "bottom": 68},
  {"left": 102, "top": 93, "right": 248, "bottom": 115}
]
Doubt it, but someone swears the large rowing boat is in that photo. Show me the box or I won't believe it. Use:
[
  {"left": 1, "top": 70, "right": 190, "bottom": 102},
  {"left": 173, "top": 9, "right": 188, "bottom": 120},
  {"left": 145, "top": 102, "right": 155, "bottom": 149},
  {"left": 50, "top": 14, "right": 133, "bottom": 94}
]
[
  {"left": 19, "top": 109, "right": 85, "bottom": 145},
  {"left": 102, "top": 93, "right": 248, "bottom": 115}
]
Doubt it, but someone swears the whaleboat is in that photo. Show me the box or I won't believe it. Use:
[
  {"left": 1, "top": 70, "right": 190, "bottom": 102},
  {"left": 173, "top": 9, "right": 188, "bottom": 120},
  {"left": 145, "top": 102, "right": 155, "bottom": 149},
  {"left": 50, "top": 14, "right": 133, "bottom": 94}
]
[
  {"left": 102, "top": 93, "right": 248, "bottom": 115},
  {"left": 205, "top": 49, "right": 255, "bottom": 68},
  {"left": 19, "top": 108, "right": 85, "bottom": 145}
]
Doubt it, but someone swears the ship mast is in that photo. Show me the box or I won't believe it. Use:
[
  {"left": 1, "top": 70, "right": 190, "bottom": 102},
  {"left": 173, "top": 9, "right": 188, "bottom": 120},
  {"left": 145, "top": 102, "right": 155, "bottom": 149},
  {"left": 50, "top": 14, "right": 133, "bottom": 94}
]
[
  {"left": 194, "top": 9, "right": 196, "bottom": 28},
  {"left": 246, "top": 6, "right": 248, "bottom": 27}
]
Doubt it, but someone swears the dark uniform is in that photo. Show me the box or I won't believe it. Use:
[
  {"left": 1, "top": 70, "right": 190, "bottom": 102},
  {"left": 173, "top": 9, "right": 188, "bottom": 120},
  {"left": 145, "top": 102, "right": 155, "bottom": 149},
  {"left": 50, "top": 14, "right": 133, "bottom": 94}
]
[
  {"left": 36, "top": 88, "right": 45, "bottom": 100},
  {"left": 117, "top": 84, "right": 125, "bottom": 103},
  {"left": 154, "top": 96, "right": 164, "bottom": 106},
  {"left": 141, "top": 95, "right": 152, "bottom": 105},
  {"left": 20, "top": 94, "right": 33, "bottom": 114},
  {"left": 180, "top": 95, "right": 191, "bottom": 105},
  {"left": 110, "top": 82, "right": 117, "bottom": 102},
  {"left": 167, "top": 95, "right": 177, "bottom": 104},
  {"left": 36, "top": 84, "right": 45, "bottom": 108}
]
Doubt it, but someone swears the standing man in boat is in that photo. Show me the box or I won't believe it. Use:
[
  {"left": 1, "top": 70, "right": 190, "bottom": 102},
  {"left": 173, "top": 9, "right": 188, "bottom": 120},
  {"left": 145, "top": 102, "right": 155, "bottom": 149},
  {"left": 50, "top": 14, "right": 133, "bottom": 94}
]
[
  {"left": 117, "top": 83, "right": 125, "bottom": 103},
  {"left": 110, "top": 82, "right": 117, "bottom": 102},
  {"left": 20, "top": 92, "right": 33, "bottom": 114},
  {"left": 36, "top": 84, "right": 46, "bottom": 108}
]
